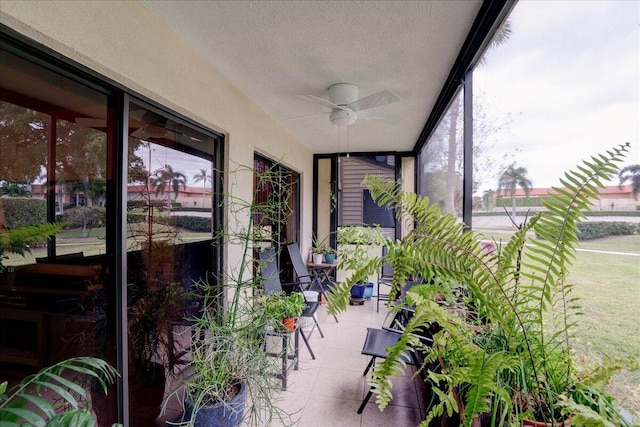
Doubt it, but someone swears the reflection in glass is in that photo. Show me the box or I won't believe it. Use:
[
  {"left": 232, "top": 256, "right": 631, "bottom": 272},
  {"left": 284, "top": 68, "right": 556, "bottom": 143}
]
[
  {"left": 0, "top": 49, "right": 116, "bottom": 423},
  {"left": 126, "top": 103, "right": 215, "bottom": 426}
]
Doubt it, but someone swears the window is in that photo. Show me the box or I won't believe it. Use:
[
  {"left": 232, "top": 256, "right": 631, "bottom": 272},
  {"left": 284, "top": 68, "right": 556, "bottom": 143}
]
[
  {"left": 0, "top": 41, "right": 224, "bottom": 426},
  {"left": 125, "top": 102, "right": 219, "bottom": 426},
  {"left": 338, "top": 155, "right": 395, "bottom": 227},
  {"left": 469, "top": 2, "right": 639, "bottom": 410},
  {"left": 0, "top": 47, "right": 118, "bottom": 421},
  {"left": 418, "top": 89, "right": 464, "bottom": 218}
]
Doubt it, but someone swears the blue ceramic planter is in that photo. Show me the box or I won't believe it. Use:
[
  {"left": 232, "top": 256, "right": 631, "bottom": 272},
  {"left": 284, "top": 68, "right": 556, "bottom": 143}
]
[
  {"left": 350, "top": 284, "right": 366, "bottom": 299},
  {"left": 364, "top": 282, "right": 374, "bottom": 300},
  {"left": 183, "top": 381, "right": 246, "bottom": 427}
]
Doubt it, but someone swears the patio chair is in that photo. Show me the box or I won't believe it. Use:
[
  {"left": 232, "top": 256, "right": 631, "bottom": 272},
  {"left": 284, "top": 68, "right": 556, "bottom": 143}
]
[
  {"left": 357, "top": 306, "right": 432, "bottom": 414},
  {"left": 259, "top": 248, "right": 324, "bottom": 359},
  {"left": 376, "top": 250, "right": 393, "bottom": 312},
  {"left": 286, "top": 242, "right": 339, "bottom": 323}
]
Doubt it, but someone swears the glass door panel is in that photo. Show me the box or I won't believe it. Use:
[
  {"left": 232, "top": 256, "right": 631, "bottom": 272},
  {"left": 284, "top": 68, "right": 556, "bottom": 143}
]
[
  {"left": 126, "top": 102, "right": 216, "bottom": 426},
  {"left": 0, "top": 48, "right": 117, "bottom": 423}
]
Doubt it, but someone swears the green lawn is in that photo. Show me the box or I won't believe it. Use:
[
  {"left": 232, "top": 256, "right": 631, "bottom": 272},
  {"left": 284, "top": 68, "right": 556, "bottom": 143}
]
[{"left": 566, "top": 236, "right": 640, "bottom": 412}]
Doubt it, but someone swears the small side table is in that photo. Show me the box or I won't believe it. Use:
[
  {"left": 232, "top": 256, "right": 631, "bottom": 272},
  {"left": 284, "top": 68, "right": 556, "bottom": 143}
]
[{"left": 264, "top": 323, "right": 300, "bottom": 390}]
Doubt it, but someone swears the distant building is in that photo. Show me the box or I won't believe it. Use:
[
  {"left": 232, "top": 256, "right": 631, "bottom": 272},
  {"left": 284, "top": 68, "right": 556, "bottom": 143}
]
[
  {"left": 28, "top": 183, "right": 212, "bottom": 211},
  {"left": 497, "top": 184, "right": 637, "bottom": 211}
]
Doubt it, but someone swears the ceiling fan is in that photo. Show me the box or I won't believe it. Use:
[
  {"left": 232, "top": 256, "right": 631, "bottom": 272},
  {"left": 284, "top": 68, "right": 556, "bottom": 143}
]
[{"left": 304, "top": 83, "right": 401, "bottom": 127}]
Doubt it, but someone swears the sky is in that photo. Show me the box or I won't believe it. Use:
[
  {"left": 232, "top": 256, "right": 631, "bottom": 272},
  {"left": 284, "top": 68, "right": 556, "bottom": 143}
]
[
  {"left": 473, "top": 0, "right": 639, "bottom": 192},
  {"left": 138, "top": 144, "right": 211, "bottom": 187}
]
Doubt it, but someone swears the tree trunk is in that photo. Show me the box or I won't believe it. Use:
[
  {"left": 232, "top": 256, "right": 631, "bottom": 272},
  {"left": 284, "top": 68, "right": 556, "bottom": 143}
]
[
  {"left": 445, "top": 100, "right": 460, "bottom": 215},
  {"left": 0, "top": 199, "right": 8, "bottom": 254}
]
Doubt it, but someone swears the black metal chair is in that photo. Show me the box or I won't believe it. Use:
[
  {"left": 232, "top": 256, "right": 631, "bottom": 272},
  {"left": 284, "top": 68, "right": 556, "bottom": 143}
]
[
  {"left": 357, "top": 306, "right": 432, "bottom": 414},
  {"left": 286, "top": 242, "right": 339, "bottom": 323},
  {"left": 259, "top": 248, "right": 324, "bottom": 358},
  {"left": 376, "top": 254, "right": 393, "bottom": 312}
]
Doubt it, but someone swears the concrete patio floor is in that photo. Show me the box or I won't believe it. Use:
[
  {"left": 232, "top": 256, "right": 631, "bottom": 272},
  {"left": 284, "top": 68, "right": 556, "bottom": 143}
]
[{"left": 266, "top": 297, "right": 428, "bottom": 427}]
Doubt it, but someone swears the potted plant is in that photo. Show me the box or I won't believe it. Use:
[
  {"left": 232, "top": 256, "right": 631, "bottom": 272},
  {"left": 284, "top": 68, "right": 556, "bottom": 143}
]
[
  {"left": 323, "top": 246, "right": 337, "bottom": 264},
  {"left": 163, "top": 163, "right": 296, "bottom": 427},
  {"left": 311, "top": 245, "right": 325, "bottom": 264},
  {"left": 335, "top": 224, "right": 385, "bottom": 286},
  {"left": 0, "top": 356, "right": 120, "bottom": 426},
  {"left": 127, "top": 276, "right": 185, "bottom": 422},
  {"left": 124, "top": 170, "right": 189, "bottom": 425},
  {"left": 328, "top": 143, "right": 637, "bottom": 426},
  {"left": 311, "top": 235, "right": 329, "bottom": 264},
  {"left": 264, "top": 292, "right": 305, "bottom": 330}
]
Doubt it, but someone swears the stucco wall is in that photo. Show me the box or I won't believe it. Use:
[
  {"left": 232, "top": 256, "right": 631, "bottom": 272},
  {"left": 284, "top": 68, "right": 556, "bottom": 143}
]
[{"left": 1, "top": 0, "right": 315, "bottom": 261}]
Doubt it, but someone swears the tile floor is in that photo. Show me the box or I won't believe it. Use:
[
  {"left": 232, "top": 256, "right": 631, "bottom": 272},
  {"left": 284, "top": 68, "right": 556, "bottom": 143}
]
[{"left": 266, "top": 297, "right": 428, "bottom": 427}]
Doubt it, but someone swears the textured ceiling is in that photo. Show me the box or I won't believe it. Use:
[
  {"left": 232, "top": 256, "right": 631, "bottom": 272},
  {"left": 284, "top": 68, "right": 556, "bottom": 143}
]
[{"left": 139, "top": 0, "right": 483, "bottom": 154}]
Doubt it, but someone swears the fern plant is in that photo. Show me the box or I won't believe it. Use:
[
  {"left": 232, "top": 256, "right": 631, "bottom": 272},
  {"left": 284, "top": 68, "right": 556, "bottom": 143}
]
[
  {"left": 327, "top": 143, "right": 636, "bottom": 426},
  {"left": 0, "top": 357, "right": 120, "bottom": 427},
  {"left": 0, "top": 221, "right": 64, "bottom": 273}
]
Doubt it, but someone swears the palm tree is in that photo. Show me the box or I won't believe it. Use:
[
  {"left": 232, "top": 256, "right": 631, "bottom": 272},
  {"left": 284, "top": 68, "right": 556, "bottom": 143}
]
[
  {"left": 618, "top": 164, "right": 640, "bottom": 200},
  {"left": 192, "top": 168, "right": 210, "bottom": 207},
  {"left": 150, "top": 164, "right": 187, "bottom": 215},
  {"left": 482, "top": 189, "right": 495, "bottom": 211},
  {"left": 497, "top": 163, "right": 532, "bottom": 218}
]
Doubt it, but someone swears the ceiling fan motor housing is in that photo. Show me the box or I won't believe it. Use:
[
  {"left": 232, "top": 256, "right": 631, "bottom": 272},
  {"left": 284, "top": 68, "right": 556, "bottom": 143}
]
[{"left": 328, "top": 83, "right": 359, "bottom": 106}]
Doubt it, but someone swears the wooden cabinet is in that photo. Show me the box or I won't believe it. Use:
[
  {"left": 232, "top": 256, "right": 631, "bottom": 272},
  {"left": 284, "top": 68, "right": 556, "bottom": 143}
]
[{"left": 0, "top": 263, "right": 103, "bottom": 369}]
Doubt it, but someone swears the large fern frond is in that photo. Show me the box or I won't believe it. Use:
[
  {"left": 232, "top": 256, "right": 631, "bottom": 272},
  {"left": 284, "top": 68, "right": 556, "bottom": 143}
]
[
  {"left": 1, "top": 222, "right": 64, "bottom": 257},
  {"left": 462, "top": 351, "right": 519, "bottom": 427},
  {"left": 519, "top": 143, "right": 629, "bottom": 399},
  {"left": 0, "top": 357, "right": 119, "bottom": 427},
  {"left": 523, "top": 144, "right": 629, "bottom": 308}
]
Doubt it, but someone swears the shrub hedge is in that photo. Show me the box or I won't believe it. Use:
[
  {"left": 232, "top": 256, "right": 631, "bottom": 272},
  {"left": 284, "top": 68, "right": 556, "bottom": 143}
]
[
  {"left": 172, "top": 216, "right": 211, "bottom": 232},
  {"left": 576, "top": 221, "right": 639, "bottom": 240},
  {"left": 584, "top": 210, "right": 640, "bottom": 217},
  {"left": 173, "top": 207, "right": 212, "bottom": 213},
  {"left": 473, "top": 210, "right": 640, "bottom": 217},
  {"left": 57, "top": 207, "right": 106, "bottom": 228},
  {"left": 128, "top": 214, "right": 211, "bottom": 232},
  {"left": 0, "top": 197, "right": 47, "bottom": 228},
  {"left": 495, "top": 197, "right": 552, "bottom": 208}
]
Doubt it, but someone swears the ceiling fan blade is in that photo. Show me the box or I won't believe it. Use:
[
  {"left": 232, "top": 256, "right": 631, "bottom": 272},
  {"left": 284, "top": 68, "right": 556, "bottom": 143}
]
[
  {"left": 280, "top": 111, "right": 329, "bottom": 122},
  {"left": 307, "top": 94, "right": 342, "bottom": 110},
  {"left": 131, "top": 124, "right": 171, "bottom": 140},
  {"left": 348, "top": 90, "right": 400, "bottom": 112},
  {"left": 358, "top": 110, "right": 402, "bottom": 124}
]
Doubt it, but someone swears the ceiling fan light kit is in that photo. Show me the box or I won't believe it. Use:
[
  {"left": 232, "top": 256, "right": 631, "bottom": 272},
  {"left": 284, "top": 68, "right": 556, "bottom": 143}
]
[{"left": 330, "top": 109, "right": 357, "bottom": 127}]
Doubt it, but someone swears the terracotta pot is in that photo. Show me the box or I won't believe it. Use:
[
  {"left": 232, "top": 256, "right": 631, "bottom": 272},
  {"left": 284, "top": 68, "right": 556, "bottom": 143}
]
[
  {"left": 523, "top": 417, "right": 571, "bottom": 427},
  {"left": 282, "top": 317, "right": 295, "bottom": 330}
]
